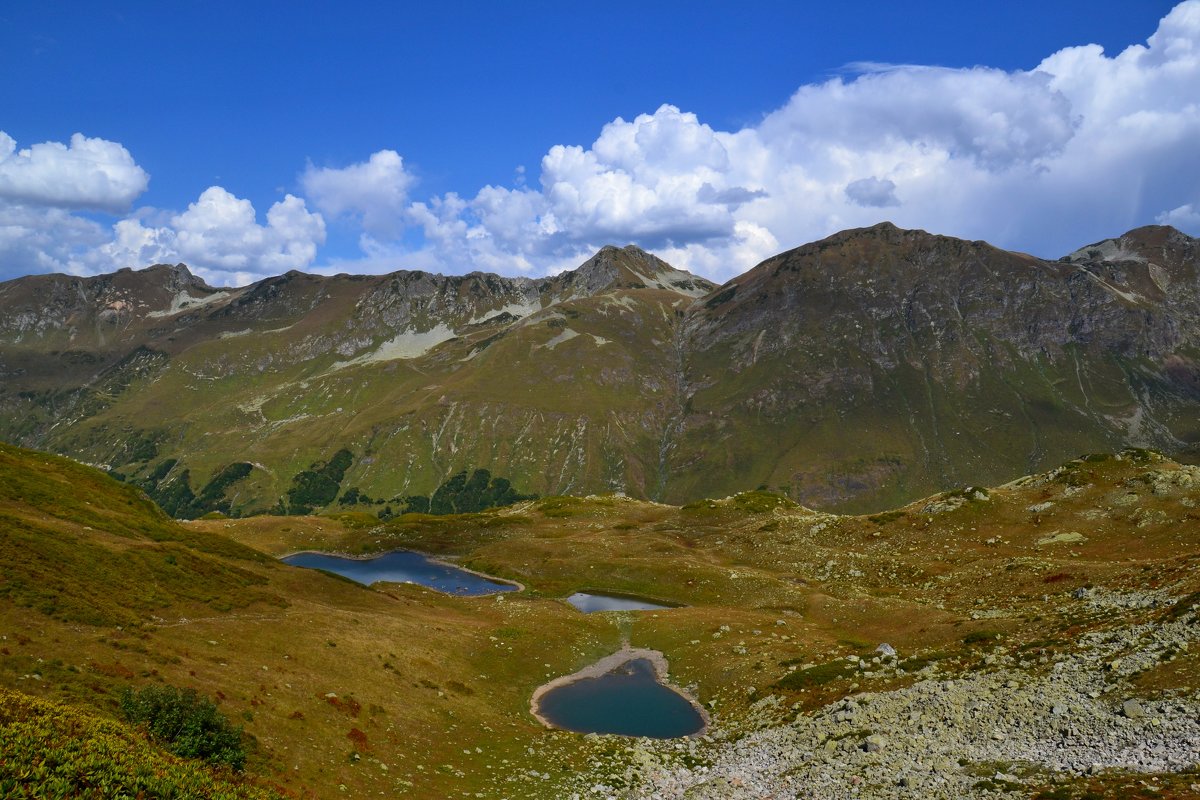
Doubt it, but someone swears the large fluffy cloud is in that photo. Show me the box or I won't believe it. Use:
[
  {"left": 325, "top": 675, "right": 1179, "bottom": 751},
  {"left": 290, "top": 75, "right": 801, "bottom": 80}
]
[
  {"left": 0, "top": 130, "right": 326, "bottom": 283},
  {"left": 97, "top": 188, "right": 327, "bottom": 285},
  {"left": 3, "top": 2, "right": 1199, "bottom": 284},
  {"left": 0, "top": 187, "right": 325, "bottom": 285},
  {"left": 0, "top": 131, "right": 148, "bottom": 212},
  {"left": 301, "top": 149, "right": 413, "bottom": 237},
  {"left": 341, "top": 0, "right": 1200, "bottom": 280}
]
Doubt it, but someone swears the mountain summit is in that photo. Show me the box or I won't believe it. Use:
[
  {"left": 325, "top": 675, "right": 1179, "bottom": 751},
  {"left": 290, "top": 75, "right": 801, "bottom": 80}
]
[
  {"left": 566, "top": 244, "right": 715, "bottom": 297},
  {"left": 0, "top": 228, "right": 1197, "bottom": 514}
]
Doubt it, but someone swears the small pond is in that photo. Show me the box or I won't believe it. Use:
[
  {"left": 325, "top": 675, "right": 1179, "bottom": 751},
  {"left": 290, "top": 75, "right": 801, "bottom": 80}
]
[
  {"left": 281, "top": 550, "right": 519, "bottom": 596},
  {"left": 534, "top": 657, "right": 705, "bottom": 738},
  {"left": 566, "top": 591, "right": 677, "bottom": 613}
]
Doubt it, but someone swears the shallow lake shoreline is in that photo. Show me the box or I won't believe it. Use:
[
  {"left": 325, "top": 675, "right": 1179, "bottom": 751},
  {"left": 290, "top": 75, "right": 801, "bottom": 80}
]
[
  {"left": 279, "top": 548, "right": 526, "bottom": 593},
  {"left": 565, "top": 588, "right": 683, "bottom": 611},
  {"left": 529, "top": 646, "right": 710, "bottom": 736}
]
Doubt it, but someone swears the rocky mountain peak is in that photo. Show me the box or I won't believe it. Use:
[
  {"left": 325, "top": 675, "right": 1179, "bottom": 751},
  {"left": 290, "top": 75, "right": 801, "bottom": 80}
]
[
  {"left": 3, "top": 223, "right": 1199, "bottom": 517},
  {"left": 1065, "top": 225, "right": 1195, "bottom": 266},
  {"left": 562, "top": 244, "right": 716, "bottom": 298}
]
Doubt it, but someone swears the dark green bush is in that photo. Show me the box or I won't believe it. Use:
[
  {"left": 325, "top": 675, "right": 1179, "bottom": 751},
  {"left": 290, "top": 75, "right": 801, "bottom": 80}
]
[
  {"left": 136, "top": 460, "right": 253, "bottom": 519},
  {"left": 774, "top": 660, "right": 856, "bottom": 690},
  {"left": 1, "top": 687, "right": 282, "bottom": 799},
  {"left": 284, "top": 449, "right": 354, "bottom": 514},
  {"left": 153, "top": 469, "right": 198, "bottom": 517},
  {"left": 119, "top": 685, "right": 246, "bottom": 770},
  {"left": 427, "top": 468, "right": 535, "bottom": 514},
  {"left": 338, "top": 486, "right": 375, "bottom": 506}
]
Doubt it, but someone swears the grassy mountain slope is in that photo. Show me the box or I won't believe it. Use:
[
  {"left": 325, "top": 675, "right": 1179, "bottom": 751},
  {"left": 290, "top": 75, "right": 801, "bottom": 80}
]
[
  {"left": 1, "top": 226, "right": 1199, "bottom": 516},
  {"left": 675, "top": 223, "right": 1200, "bottom": 511},
  {"left": 0, "top": 245, "right": 711, "bottom": 514}
]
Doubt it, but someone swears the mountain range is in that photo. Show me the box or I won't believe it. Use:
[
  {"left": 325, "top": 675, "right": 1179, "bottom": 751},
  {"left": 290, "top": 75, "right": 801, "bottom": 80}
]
[{"left": 1, "top": 222, "right": 1197, "bottom": 514}]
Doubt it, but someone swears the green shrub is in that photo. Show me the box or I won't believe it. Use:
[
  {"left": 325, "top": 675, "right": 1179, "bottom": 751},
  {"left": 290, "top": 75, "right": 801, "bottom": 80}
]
[
  {"left": 774, "top": 660, "right": 856, "bottom": 691},
  {"left": 137, "top": 460, "right": 253, "bottom": 519},
  {"left": 425, "top": 468, "right": 535, "bottom": 515},
  {"left": 1163, "top": 590, "right": 1200, "bottom": 622},
  {"left": 119, "top": 685, "right": 246, "bottom": 770},
  {"left": 152, "top": 469, "right": 198, "bottom": 517},
  {"left": 1, "top": 687, "right": 281, "bottom": 799},
  {"left": 731, "top": 491, "right": 796, "bottom": 514}
]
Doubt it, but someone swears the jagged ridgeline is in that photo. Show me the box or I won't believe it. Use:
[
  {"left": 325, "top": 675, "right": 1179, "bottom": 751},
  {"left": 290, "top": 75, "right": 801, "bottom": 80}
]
[{"left": 2, "top": 226, "right": 1199, "bottom": 513}]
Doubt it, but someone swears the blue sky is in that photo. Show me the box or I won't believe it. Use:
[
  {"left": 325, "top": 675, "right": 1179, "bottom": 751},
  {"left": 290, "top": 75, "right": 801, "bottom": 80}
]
[{"left": 1, "top": 1, "right": 1197, "bottom": 285}]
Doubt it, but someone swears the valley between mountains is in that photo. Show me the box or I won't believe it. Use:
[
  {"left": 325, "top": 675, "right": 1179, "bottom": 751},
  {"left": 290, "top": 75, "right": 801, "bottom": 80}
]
[{"left": 2, "top": 224, "right": 1200, "bottom": 800}]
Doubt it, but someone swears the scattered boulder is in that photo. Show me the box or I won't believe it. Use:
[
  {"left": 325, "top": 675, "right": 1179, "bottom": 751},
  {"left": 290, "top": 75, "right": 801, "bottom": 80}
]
[
  {"left": 1121, "top": 699, "right": 1146, "bottom": 720},
  {"left": 863, "top": 734, "right": 887, "bottom": 753}
]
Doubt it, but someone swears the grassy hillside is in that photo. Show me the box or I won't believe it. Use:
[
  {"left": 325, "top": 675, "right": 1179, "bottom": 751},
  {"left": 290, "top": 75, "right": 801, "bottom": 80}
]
[
  {"left": 2, "top": 442, "right": 1199, "bottom": 797},
  {"left": 0, "top": 686, "right": 287, "bottom": 799}
]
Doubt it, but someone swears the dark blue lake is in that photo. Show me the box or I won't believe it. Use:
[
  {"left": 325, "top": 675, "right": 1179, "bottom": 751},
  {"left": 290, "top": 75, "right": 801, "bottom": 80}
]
[
  {"left": 536, "top": 658, "right": 705, "bottom": 738},
  {"left": 567, "top": 592, "right": 677, "bottom": 613},
  {"left": 281, "top": 550, "right": 519, "bottom": 596}
]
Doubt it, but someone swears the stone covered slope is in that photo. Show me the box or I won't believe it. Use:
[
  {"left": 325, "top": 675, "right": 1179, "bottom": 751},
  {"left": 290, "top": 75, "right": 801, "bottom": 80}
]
[{"left": 537, "top": 449, "right": 1200, "bottom": 799}]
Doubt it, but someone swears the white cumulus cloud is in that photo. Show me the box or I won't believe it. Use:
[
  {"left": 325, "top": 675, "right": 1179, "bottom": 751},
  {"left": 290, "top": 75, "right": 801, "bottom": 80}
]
[
  {"left": 99, "top": 188, "right": 327, "bottom": 285},
  {"left": 0, "top": 131, "right": 148, "bottom": 211},
  {"left": 1158, "top": 203, "right": 1200, "bottom": 229},
  {"left": 331, "top": 0, "right": 1200, "bottom": 281},
  {"left": 173, "top": 187, "right": 326, "bottom": 274},
  {"left": 301, "top": 149, "right": 414, "bottom": 237}
]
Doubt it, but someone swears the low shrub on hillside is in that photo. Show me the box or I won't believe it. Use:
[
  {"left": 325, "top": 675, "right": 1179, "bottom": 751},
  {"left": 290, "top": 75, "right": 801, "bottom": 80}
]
[
  {"left": 774, "top": 660, "right": 856, "bottom": 691},
  {"left": 136, "top": 459, "right": 254, "bottom": 519},
  {"left": 377, "top": 468, "right": 536, "bottom": 518},
  {"left": 119, "top": 685, "right": 246, "bottom": 770},
  {"left": 1, "top": 687, "right": 283, "bottom": 799}
]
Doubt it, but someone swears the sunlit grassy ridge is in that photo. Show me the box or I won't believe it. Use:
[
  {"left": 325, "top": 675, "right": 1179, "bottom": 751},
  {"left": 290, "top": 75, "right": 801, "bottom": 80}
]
[{"left": 0, "top": 443, "right": 278, "bottom": 626}]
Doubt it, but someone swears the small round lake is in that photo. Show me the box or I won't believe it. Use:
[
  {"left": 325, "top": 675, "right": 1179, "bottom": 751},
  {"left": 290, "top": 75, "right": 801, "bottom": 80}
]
[
  {"left": 281, "top": 550, "right": 519, "bottom": 596},
  {"left": 566, "top": 592, "right": 677, "bottom": 613},
  {"left": 534, "top": 658, "right": 705, "bottom": 738}
]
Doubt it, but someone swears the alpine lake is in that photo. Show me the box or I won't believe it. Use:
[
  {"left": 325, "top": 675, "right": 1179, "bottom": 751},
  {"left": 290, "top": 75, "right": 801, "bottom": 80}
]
[{"left": 282, "top": 549, "right": 702, "bottom": 738}]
